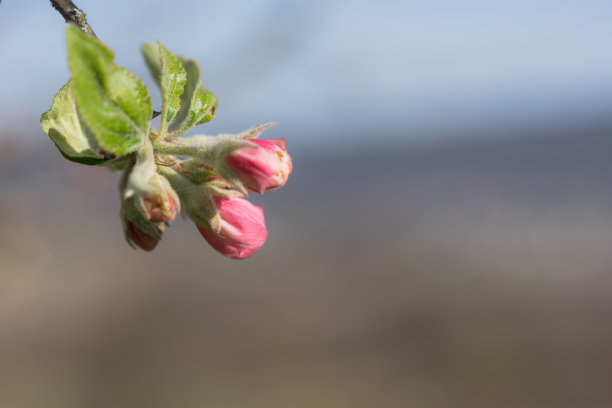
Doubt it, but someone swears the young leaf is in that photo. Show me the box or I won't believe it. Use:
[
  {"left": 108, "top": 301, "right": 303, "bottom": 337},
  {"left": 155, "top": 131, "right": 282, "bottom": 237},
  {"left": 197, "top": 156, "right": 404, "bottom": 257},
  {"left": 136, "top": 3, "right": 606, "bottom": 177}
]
[
  {"left": 107, "top": 67, "right": 153, "bottom": 133},
  {"left": 158, "top": 42, "right": 186, "bottom": 136},
  {"left": 168, "top": 57, "right": 218, "bottom": 136},
  {"left": 141, "top": 43, "right": 161, "bottom": 84},
  {"left": 168, "top": 56, "right": 201, "bottom": 132},
  {"left": 141, "top": 43, "right": 218, "bottom": 137},
  {"left": 40, "top": 81, "right": 105, "bottom": 165},
  {"left": 66, "top": 25, "right": 151, "bottom": 156},
  {"left": 180, "top": 86, "right": 218, "bottom": 133}
]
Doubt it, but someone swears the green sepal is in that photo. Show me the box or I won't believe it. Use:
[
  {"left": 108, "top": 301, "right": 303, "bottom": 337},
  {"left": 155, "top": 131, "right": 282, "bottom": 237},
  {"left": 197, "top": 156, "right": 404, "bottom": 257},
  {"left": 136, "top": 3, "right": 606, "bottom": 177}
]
[
  {"left": 168, "top": 136, "right": 251, "bottom": 195},
  {"left": 120, "top": 195, "right": 163, "bottom": 249},
  {"left": 232, "top": 121, "right": 276, "bottom": 139},
  {"left": 157, "top": 165, "right": 218, "bottom": 230},
  {"left": 66, "top": 25, "right": 151, "bottom": 156},
  {"left": 176, "top": 158, "right": 216, "bottom": 185},
  {"left": 157, "top": 171, "right": 182, "bottom": 215},
  {"left": 40, "top": 81, "right": 105, "bottom": 165},
  {"left": 218, "top": 123, "right": 275, "bottom": 190},
  {"left": 202, "top": 139, "right": 252, "bottom": 195},
  {"left": 192, "top": 123, "right": 276, "bottom": 193}
]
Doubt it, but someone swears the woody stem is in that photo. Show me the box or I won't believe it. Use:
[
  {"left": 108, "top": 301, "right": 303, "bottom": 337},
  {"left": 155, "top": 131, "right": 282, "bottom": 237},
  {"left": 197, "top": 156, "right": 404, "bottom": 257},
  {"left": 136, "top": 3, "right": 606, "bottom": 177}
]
[{"left": 49, "top": 0, "right": 96, "bottom": 38}]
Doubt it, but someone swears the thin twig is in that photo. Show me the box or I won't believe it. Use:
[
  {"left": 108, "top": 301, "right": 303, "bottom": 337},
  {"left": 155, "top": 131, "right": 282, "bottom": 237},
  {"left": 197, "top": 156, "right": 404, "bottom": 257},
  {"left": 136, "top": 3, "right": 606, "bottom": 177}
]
[{"left": 49, "top": 0, "right": 96, "bottom": 38}]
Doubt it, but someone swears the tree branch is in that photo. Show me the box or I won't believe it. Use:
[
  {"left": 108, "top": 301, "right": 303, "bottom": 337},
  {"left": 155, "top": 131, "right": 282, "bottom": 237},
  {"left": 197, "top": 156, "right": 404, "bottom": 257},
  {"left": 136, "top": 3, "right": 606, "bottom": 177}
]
[{"left": 49, "top": 0, "right": 96, "bottom": 38}]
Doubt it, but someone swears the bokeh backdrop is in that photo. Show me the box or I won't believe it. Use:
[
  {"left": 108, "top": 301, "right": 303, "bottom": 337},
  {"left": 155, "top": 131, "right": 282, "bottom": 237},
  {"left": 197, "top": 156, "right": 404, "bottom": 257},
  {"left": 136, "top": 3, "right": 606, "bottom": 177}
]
[{"left": 1, "top": 1, "right": 612, "bottom": 407}]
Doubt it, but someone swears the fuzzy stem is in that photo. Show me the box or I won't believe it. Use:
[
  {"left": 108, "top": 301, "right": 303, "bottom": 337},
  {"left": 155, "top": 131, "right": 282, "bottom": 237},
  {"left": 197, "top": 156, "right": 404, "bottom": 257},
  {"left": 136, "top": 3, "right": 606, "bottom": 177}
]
[
  {"left": 155, "top": 140, "right": 209, "bottom": 157},
  {"left": 49, "top": 0, "right": 96, "bottom": 38},
  {"left": 166, "top": 126, "right": 194, "bottom": 140}
]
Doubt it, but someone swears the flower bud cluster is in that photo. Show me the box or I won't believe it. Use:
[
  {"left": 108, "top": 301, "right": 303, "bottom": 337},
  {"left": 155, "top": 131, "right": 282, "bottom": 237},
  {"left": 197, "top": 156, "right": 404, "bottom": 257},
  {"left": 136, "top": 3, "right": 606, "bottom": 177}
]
[
  {"left": 40, "top": 30, "right": 292, "bottom": 259},
  {"left": 119, "top": 124, "right": 292, "bottom": 259}
]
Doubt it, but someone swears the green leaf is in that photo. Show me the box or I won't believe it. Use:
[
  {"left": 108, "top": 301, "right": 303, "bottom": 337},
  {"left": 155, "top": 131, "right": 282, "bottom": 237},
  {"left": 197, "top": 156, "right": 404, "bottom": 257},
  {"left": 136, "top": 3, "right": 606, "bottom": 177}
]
[
  {"left": 168, "top": 56, "right": 202, "bottom": 132},
  {"left": 170, "top": 71, "right": 219, "bottom": 137},
  {"left": 141, "top": 42, "right": 161, "bottom": 85},
  {"left": 66, "top": 25, "right": 151, "bottom": 156},
  {"left": 157, "top": 42, "right": 186, "bottom": 136},
  {"left": 107, "top": 67, "right": 153, "bottom": 133},
  {"left": 182, "top": 86, "right": 218, "bottom": 131},
  {"left": 141, "top": 42, "right": 218, "bottom": 138},
  {"left": 165, "top": 56, "right": 217, "bottom": 137},
  {"left": 49, "top": 129, "right": 106, "bottom": 165},
  {"left": 40, "top": 81, "right": 105, "bottom": 165}
]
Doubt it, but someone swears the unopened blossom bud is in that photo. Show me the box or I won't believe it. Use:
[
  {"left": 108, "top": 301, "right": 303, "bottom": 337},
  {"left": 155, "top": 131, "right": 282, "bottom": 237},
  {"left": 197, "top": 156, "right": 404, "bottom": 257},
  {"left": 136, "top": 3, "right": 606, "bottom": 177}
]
[
  {"left": 143, "top": 193, "right": 176, "bottom": 223},
  {"left": 127, "top": 221, "right": 161, "bottom": 251},
  {"left": 226, "top": 139, "right": 292, "bottom": 194},
  {"left": 196, "top": 196, "right": 267, "bottom": 259}
]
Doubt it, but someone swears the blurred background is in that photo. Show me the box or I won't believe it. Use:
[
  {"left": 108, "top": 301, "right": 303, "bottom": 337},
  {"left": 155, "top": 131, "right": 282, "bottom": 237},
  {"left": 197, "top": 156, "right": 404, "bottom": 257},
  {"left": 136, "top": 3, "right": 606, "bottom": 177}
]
[{"left": 2, "top": 0, "right": 612, "bottom": 407}]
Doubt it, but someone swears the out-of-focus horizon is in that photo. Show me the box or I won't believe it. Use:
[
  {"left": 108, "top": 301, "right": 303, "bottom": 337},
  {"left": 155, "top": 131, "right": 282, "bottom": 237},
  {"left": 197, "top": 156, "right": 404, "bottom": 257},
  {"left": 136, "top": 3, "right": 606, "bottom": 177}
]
[
  {"left": 2, "top": 0, "right": 612, "bottom": 151},
  {"left": 2, "top": 1, "right": 612, "bottom": 407}
]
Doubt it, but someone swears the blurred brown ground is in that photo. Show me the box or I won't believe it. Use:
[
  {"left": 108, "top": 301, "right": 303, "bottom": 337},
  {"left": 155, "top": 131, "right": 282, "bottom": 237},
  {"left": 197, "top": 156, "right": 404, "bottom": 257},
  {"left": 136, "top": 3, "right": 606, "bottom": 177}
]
[{"left": 1, "top": 126, "right": 612, "bottom": 407}]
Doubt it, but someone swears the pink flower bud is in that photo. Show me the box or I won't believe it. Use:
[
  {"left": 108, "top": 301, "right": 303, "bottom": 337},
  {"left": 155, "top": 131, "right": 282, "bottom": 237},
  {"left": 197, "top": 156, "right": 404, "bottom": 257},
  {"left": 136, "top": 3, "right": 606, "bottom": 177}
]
[
  {"left": 226, "top": 139, "right": 293, "bottom": 194},
  {"left": 127, "top": 222, "right": 160, "bottom": 251},
  {"left": 196, "top": 196, "right": 268, "bottom": 259},
  {"left": 143, "top": 193, "right": 176, "bottom": 223}
]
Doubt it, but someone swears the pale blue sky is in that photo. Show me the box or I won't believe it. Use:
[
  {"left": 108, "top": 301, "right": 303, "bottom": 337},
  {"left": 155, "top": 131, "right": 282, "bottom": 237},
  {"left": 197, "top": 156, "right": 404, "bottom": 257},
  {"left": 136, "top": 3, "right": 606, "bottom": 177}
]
[{"left": 1, "top": 0, "right": 612, "bottom": 151}]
